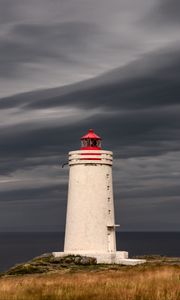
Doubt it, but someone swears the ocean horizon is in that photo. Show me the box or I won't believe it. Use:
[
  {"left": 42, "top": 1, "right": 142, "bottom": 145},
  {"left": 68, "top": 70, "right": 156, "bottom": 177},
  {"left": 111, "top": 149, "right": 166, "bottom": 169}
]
[{"left": 0, "top": 231, "right": 179, "bottom": 272}]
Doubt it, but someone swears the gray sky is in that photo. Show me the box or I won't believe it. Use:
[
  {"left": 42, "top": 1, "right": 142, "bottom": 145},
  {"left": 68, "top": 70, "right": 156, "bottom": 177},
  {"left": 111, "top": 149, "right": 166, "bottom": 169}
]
[{"left": 0, "top": 0, "right": 180, "bottom": 232}]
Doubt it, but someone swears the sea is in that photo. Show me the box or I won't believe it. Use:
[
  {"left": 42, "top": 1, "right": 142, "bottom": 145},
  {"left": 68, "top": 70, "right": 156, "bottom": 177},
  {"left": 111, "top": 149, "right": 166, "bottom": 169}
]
[{"left": 0, "top": 232, "right": 179, "bottom": 272}]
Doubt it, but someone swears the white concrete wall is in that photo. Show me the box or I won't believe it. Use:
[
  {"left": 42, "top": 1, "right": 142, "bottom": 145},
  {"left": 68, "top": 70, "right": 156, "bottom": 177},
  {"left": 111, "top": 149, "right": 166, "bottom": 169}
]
[
  {"left": 53, "top": 251, "right": 146, "bottom": 264},
  {"left": 64, "top": 150, "right": 117, "bottom": 254},
  {"left": 53, "top": 251, "right": 130, "bottom": 264}
]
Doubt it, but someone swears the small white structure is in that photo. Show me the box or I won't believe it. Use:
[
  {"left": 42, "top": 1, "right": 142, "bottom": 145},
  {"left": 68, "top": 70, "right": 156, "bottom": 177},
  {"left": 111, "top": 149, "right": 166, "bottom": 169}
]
[{"left": 53, "top": 129, "right": 145, "bottom": 265}]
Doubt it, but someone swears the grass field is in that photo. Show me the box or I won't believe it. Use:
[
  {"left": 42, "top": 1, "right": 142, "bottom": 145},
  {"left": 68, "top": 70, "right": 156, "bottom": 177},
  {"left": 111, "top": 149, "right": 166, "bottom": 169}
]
[{"left": 0, "top": 265, "right": 179, "bottom": 300}]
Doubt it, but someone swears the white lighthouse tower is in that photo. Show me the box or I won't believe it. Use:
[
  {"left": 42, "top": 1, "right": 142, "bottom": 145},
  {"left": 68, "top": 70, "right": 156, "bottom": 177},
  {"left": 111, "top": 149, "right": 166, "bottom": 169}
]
[{"left": 53, "top": 129, "right": 145, "bottom": 265}]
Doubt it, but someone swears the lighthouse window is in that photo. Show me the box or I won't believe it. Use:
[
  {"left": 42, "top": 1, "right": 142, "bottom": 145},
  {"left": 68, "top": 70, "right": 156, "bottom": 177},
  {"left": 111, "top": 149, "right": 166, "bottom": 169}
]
[
  {"left": 97, "top": 140, "right": 101, "bottom": 148},
  {"left": 91, "top": 139, "right": 97, "bottom": 147},
  {"left": 81, "top": 137, "right": 101, "bottom": 148},
  {"left": 81, "top": 139, "right": 89, "bottom": 147}
]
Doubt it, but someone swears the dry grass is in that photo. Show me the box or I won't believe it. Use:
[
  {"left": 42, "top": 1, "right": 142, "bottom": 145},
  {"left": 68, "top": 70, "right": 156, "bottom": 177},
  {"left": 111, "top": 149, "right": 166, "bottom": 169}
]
[{"left": 0, "top": 266, "right": 179, "bottom": 300}]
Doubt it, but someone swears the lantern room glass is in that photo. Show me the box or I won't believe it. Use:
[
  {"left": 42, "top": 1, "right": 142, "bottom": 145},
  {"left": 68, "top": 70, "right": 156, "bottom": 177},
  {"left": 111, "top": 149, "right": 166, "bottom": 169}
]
[{"left": 81, "top": 139, "right": 101, "bottom": 148}]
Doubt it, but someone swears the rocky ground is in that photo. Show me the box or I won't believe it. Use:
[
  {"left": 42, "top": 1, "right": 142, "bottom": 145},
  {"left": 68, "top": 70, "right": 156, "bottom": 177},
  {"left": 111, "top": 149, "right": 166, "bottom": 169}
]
[{"left": 1, "top": 254, "right": 180, "bottom": 276}]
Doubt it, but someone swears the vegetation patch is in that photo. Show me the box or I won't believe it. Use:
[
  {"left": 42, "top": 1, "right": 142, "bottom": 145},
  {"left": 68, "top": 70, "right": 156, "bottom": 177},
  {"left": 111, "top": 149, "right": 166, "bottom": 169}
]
[
  {"left": 0, "top": 265, "right": 179, "bottom": 300},
  {"left": 0, "top": 255, "right": 179, "bottom": 299},
  {"left": 3, "top": 254, "right": 97, "bottom": 276}
]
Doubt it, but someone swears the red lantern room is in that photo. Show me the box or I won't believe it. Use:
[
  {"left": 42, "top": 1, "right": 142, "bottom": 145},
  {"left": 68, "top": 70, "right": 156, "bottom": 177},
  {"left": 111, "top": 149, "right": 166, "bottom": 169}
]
[{"left": 80, "top": 129, "right": 102, "bottom": 150}]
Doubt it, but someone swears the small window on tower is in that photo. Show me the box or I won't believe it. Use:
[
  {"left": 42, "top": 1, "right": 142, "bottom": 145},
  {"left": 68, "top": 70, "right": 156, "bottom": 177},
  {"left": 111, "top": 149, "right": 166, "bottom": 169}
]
[
  {"left": 97, "top": 140, "right": 101, "bottom": 148},
  {"left": 91, "top": 139, "right": 97, "bottom": 147},
  {"left": 81, "top": 140, "right": 84, "bottom": 148}
]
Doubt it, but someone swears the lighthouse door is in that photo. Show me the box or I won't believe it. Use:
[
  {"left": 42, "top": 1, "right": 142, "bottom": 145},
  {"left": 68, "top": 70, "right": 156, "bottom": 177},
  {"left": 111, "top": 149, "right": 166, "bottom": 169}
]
[{"left": 107, "top": 232, "right": 114, "bottom": 252}]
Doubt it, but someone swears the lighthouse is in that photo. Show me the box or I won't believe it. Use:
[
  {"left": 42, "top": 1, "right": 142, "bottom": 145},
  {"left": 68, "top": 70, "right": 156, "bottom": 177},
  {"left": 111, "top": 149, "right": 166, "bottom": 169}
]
[{"left": 53, "top": 129, "right": 146, "bottom": 265}]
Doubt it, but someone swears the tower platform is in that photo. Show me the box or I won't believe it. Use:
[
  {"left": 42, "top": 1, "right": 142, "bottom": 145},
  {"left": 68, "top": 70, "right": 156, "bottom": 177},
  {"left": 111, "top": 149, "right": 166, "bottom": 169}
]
[{"left": 52, "top": 251, "right": 146, "bottom": 265}]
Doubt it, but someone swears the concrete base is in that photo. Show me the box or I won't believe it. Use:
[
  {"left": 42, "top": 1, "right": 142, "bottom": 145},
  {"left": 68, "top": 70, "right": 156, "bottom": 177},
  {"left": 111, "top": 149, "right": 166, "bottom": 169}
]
[{"left": 52, "top": 251, "right": 146, "bottom": 265}]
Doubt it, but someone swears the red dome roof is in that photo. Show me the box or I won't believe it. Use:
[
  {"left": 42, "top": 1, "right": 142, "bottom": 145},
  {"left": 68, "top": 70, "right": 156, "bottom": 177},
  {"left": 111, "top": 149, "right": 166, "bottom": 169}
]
[{"left": 81, "top": 129, "right": 101, "bottom": 140}]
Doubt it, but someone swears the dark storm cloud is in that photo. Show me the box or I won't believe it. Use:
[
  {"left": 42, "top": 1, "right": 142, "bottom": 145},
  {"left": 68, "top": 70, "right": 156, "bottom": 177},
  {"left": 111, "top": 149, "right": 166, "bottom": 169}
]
[
  {"left": 36, "top": 46, "right": 180, "bottom": 110},
  {"left": 155, "top": 0, "right": 180, "bottom": 23},
  {"left": 144, "top": 0, "right": 180, "bottom": 26},
  {"left": 0, "top": 155, "right": 61, "bottom": 176},
  {"left": 1, "top": 44, "right": 180, "bottom": 110},
  {"left": 1, "top": 47, "right": 180, "bottom": 175},
  {"left": 0, "top": 104, "right": 179, "bottom": 165},
  {"left": 0, "top": 45, "right": 180, "bottom": 172},
  {"left": 0, "top": 21, "right": 98, "bottom": 77},
  {"left": 0, "top": 0, "right": 156, "bottom": 97},
  {"left": 0, "top": 183, "right": 67, "bottom": 203},
  {"left": 120, "top": 183, "right": 180, "bottom": 199},
  {"left": 0, "top": 183, "right": 67, "bottom": 232},
  {"left": 119, "top": 196, "right": 180, "bottom": 231}
]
